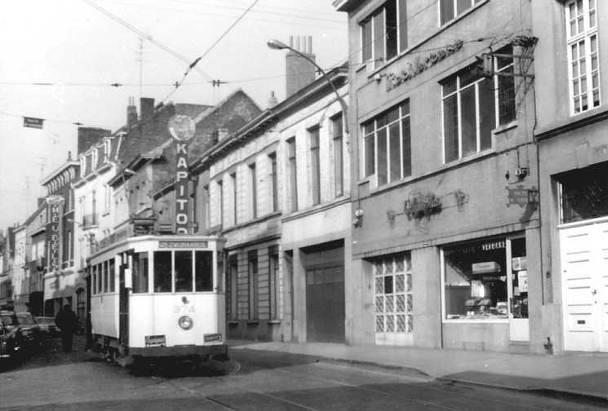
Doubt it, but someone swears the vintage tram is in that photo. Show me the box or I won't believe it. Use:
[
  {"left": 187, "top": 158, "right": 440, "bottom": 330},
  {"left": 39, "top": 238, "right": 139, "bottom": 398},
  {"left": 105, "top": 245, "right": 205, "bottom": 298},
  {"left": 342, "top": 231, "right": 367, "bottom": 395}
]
[{"left": 88, "top": 235, "right": 227, "bottom": 366}]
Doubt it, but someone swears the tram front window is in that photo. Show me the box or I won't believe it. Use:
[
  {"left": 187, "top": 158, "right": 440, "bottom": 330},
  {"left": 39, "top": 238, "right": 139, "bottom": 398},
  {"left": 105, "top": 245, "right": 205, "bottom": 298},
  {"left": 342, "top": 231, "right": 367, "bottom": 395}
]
[
  {"left": 133, "top": 252, "right": 149, "bottom": 293},
  {"left": 195, "top": 251, "right": 213, "bottom": 292},
  {"left": 175, "top": 251, "right": 193, "bottom": 292},
  {"left": 154, "top": 251, "right": 172, "bottom": 293}
]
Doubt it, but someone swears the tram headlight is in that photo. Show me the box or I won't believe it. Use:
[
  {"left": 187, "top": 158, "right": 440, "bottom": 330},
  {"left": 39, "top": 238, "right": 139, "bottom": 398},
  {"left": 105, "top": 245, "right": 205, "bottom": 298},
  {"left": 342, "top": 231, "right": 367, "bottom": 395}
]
[{"left": 178, "top": 315, "right": 193, "bottom": 330}]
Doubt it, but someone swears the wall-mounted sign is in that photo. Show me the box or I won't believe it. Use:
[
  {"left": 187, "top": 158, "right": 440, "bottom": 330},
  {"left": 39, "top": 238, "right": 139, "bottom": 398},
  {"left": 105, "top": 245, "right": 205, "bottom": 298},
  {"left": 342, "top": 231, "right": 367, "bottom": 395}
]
[
  {"left": 168, "top": 115, "right": 195, "bottom": 235},
  {"left": 47, "top": 196, "right": 64, "bottom": 273},
  {"left": 23, "top": 116, "right": 44, "bottom": 129}
]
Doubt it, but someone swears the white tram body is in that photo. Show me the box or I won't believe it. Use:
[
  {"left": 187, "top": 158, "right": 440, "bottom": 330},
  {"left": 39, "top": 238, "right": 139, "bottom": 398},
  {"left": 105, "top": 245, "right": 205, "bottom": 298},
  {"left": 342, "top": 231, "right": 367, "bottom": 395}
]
[{"left": 88, "top": 235, "right": 227, "bottom": 362}]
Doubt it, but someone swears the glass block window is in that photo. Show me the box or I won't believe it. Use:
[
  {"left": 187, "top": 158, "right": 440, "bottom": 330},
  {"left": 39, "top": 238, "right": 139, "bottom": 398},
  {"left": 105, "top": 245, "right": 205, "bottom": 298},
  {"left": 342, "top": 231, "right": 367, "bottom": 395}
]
[{"left": 372, "top": 252, "right": 413, "bottom": 338}]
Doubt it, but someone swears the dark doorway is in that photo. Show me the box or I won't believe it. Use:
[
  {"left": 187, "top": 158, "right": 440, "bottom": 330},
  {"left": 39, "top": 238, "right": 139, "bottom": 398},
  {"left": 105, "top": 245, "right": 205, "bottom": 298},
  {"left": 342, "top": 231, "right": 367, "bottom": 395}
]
[{"left": 303, "top": 240, "right": 345, "bottom": 343}]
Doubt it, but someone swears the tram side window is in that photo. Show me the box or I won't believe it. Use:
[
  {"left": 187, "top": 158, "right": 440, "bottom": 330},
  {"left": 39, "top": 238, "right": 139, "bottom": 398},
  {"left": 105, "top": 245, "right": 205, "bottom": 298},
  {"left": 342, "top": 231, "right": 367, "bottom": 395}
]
[
  {"left": 103, "top": 261, "right": 109, "bottom": 293},
  {"left": 109, "top": 258, "right": 115, "bottom": 292},
  {"left": 96, "top": 264, "right": 102, "bottom": 294},
  {"left": 91, "top": 266, "right": 97, "bottom": 295},
  {"left": 195, "top": 251, "right": 213, "bottom": 292},
  {"left": 175, "top": 251, "right": 193, "bottom": 292},
  {"left": 133, "top": 252, "right": 149, "bottom": 293},
  {"left": 154, "top": 251, "right": 172, "bottom": 293}
]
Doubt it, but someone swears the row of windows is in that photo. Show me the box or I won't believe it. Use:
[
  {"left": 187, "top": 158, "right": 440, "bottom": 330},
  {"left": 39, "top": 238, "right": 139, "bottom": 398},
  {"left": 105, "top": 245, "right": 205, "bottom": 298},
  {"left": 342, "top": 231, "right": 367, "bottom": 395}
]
[
  {"left": 361, "top": 50, "right": 516, "bottom": 185},
  {"left": 135, "top": 250, "right": 214, "bottom": 294},
  {"left": 361, "top": 0, "right": 601, "bottom": 119},
  {"left": 91, "top": 259, "right": 116, "bottom": 295},
  {"left": 91, "top": 251, "right": 215, "bottom": 295},
  {"left": 287, "top": 113, "right": 345, "bottom": 212},
  {"left": 360, "top": 0, "right": 481, "bottom": 67},
  {"left": 212, "top": 113, "right": 344, "bottom": 228}
]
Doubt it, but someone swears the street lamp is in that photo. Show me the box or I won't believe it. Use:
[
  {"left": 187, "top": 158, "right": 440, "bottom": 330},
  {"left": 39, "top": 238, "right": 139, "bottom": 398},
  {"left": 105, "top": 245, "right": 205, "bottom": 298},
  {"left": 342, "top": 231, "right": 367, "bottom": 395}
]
[{"left": 267, "top": 39, "right": 349, "bottom": 134}]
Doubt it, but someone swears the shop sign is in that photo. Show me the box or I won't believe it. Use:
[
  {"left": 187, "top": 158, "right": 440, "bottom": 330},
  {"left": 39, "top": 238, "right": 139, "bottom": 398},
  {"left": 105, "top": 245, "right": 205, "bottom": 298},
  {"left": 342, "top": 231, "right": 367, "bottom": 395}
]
[
  {"left": 47, "top": 196, "right": 63, "bottom": 272},
  {"left": 168, "top": 115, "right": 195, "bottom": 235},
  {"left": 404, "top": 192, "right": 442, "bottom": 220},
  {"left": 481, "top": 240, "right": 505, "bottom": 251},
  {"left": 506, "top": 185, "right": 539, "bottom": 207}
]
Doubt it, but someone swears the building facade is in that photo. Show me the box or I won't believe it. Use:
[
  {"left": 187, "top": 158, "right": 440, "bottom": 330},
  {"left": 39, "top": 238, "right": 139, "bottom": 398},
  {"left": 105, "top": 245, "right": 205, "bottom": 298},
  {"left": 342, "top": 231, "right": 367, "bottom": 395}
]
[
  {"left": 336, "top": 0, "right": 541, "bottom": 352},
  {"left": 41, "top": 157, "right": 81, "bottom": 317},
  {"left": 533, "top": 0, "right": 608, "bottom": 353}
]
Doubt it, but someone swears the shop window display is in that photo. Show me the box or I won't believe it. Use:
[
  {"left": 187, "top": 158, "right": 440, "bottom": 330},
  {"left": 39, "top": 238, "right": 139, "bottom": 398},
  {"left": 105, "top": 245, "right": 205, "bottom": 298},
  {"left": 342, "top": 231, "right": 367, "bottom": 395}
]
[{"left": 444, "top": 238, "right": 509, "bottom": 320}]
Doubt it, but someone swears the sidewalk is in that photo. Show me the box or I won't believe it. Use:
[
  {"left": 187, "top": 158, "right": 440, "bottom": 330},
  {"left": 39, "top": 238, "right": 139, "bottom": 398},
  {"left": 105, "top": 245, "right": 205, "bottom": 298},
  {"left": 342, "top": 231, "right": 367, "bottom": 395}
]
[{"left": 230, "top": 340, "right": 608, "bottom": 402}]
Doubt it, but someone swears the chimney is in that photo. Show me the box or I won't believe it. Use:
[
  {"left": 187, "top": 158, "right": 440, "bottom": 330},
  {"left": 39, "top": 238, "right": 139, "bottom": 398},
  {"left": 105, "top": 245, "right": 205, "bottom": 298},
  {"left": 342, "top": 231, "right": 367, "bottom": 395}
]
[
  {"left": 140, "top": 97, "right": 155, "bottom": 121},
  {"left": 286, "top": 35, "right": 316, "bottom": 97},
  {"left": 217, "top": 128, "right": 230, "bottom": 141},
  {"left": 267, "top": 91, "right": 278, "bottom": 108},
  {"left": 127, "top": 96, "right": 138, "bottom": 125}
]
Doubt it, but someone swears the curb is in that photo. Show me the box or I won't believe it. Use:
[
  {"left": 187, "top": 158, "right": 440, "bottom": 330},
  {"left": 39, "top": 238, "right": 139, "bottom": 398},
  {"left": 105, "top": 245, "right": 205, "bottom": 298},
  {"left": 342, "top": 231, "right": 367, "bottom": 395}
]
[{"left": 437, "top": 376, "right": 608, "bottom": 406}]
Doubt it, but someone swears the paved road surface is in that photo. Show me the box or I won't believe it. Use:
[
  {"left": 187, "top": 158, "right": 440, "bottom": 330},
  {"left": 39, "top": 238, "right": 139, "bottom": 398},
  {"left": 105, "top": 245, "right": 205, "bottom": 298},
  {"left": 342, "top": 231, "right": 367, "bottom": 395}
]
[{"left": 0, "top": 338, "right": 605, "bottom": 410}]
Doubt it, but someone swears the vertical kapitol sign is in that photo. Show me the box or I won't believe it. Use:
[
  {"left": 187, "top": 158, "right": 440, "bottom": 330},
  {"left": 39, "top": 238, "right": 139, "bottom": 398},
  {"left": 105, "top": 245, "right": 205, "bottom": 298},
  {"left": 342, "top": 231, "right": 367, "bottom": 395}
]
[
  {"left": 47, "top": 195, "right": 64, "bottom": 272},
  {"left": 168, "top": 114, "right": 196, "bottom": 234}
]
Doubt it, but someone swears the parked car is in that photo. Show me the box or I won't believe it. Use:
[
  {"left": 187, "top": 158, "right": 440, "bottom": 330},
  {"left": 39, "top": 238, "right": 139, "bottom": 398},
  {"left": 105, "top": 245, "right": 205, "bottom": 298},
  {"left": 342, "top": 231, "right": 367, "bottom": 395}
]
[
  {"left": 0, "top": 311, "right": 23, "bottom": 363},
  {"left": 15, "top": 312, "right": 42, "bottom": 349},
  {"left": 34, "top": 316, "right": 59, "bottom": 337}
]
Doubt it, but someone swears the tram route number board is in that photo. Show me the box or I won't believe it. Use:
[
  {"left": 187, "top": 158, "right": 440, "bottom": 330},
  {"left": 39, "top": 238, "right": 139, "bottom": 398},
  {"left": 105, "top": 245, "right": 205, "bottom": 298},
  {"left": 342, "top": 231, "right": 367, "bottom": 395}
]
[
  {"left": 158, "top": 241, "right": 208, "bottom": 249},
  {"left": 145, "top": 335, "right": 166, "bottom": 347}
]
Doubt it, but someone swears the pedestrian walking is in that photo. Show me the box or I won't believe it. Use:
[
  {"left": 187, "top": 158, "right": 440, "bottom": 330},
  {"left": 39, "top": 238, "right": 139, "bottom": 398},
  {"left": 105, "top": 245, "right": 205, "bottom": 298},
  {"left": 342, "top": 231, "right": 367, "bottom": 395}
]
[{"left": 55, "top": 304, "right": 79, "bottom": 352}]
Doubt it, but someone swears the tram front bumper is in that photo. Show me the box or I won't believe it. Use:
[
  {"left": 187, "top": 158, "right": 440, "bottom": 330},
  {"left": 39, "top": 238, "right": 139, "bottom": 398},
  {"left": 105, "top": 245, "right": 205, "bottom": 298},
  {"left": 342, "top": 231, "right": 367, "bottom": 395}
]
[{"left": 129, "top": 343, "right": 227, "bottom": 359}]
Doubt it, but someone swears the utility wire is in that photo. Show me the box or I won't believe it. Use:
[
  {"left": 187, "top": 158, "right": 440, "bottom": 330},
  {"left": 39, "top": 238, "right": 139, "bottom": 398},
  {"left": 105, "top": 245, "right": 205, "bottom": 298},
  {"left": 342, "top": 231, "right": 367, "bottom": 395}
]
[
  {"left": 159, "top": 0, "right": 259, "bottom": 104},
  {"left": 81, "top": 0, "right": 213, "bottom": 81}
]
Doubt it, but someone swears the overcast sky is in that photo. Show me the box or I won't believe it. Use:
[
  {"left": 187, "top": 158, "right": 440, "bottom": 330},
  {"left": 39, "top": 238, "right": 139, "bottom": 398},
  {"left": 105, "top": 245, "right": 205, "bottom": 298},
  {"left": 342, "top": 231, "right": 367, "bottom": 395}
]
[{"left": 0, "top": 0, "right": 347, "bottom": 230}]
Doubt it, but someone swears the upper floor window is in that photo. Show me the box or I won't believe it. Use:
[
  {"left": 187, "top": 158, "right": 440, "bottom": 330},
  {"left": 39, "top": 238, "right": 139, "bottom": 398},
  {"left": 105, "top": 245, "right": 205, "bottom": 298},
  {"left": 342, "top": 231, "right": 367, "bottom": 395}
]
[
  {"left": 361, "top": 0, "right": 408, "bottom": 68},
  {"left": 565, "top": 0, "right": 600, "bottom": 114},
  {"left": 361, "top": 100, "right": 411, "bottom": 187},
  {"left": 440, "top": 0, "right": 483, "bottom": 26},
  {"left": 287, "top": 138, "right": 298, "bottom": 212},
  {"left": 309, "top": 126, "right": 321, "bottom": 206},
  {"left": 249, "top": 163, "right": 257, "bottom": 219},
  {"left": 217, "top": 179, "right": 224, "bottom": 227},
  {"left": 230, "top": 172, "right": 238, "bottom": 226},
  {"left": 268, "top": 152, "right": 278, "bottom": 212},
  {"left": 441, "top": 51, "right": 515, "bottom": 163},
  {"left": 332, "top": 114, "right": 344, "bottom": 197}
]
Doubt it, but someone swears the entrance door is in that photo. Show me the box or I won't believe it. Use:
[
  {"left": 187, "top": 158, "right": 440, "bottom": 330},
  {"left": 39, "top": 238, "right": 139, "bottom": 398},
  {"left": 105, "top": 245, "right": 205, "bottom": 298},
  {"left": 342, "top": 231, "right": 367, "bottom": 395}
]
[
  {"left": 306, "top": 265, "right": 345, "bottom": 342},
  {"left": 508, "top": 237, "right": 529, "bottom": 341},
  {"left": 560, "top": 219, "right": 608, "bottom": 352}
]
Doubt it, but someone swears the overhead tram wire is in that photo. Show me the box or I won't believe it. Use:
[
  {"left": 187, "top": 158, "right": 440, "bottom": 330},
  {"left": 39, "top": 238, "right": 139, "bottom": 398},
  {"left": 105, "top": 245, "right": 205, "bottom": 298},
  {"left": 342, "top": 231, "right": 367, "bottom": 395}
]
[
  {"left": 159, "top": 0, "right": 259, "bottom": 104},
  {"left": 81, "top": 0, "right": 213, "bottom": 81}
]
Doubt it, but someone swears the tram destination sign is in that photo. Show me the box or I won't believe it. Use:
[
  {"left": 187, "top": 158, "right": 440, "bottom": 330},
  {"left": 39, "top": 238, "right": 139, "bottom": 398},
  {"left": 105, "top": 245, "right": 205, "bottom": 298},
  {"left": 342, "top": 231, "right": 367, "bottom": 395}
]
[
  {"left": 159, "top": 240, "right": 208, "bottom": 249},
  {"left": 168, "top": 114, "right": 195, "bottom": 235}
]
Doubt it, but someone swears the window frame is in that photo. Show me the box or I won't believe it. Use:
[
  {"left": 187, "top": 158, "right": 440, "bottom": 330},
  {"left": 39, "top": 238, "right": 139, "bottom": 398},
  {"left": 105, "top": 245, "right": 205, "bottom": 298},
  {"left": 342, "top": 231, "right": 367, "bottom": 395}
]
[
  {"left": 309, "top": 126, "right": 321, "bottom": 206},
  {"left": 439, "top": 0, "right": 484, "bottom": 26},
  {"left": 441, "top": 52, "right": 515, "bottom": 164},
  {"left": 360, "top": 0, "right": 408, "bottom": 69},
  {"left": 230, "top": 172, "right": 237, "bottom": 226},
  {"left": 565, "top": 0, "right": 601, "bottom": 115},
  {"left": 269, "top": 152, "right": 278, "bottom": 212},
  {"left": 287, "top": 137, "right": 298, "bottom": 212},
  {"left": 332, "top": 114, "right": 344, "bottom": 198},
  {"left": 248, "top": 162, "right": 257, "bottom": 219},
  {"left": 440, "top": 236, "right": 526, "bottom": 323},
  {"left": 360, "top": 100, "right": 411, "bottom": 187}
]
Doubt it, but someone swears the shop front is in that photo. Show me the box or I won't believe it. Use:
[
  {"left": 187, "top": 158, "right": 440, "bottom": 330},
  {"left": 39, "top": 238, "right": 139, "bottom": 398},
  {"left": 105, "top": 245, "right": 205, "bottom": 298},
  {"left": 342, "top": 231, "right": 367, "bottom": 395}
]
[{"left": 441, "top": 235, "right": 529, "bottom": 351}]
